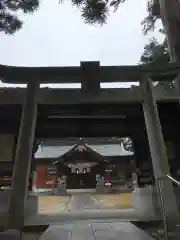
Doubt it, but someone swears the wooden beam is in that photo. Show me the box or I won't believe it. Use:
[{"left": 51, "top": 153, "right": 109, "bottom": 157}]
[
  {"left": 0, "top": 122, "right": 178, "bottom": 138},
  {"left": 1, "top": 61, "right": 180, "bottom": 83},
  {"left": 0, "top": 86, "right": 180, "bottom": 105}
]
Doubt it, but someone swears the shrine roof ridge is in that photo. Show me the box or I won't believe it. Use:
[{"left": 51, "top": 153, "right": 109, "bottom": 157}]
[
  {"left": 0, "top": 61, "right": 180, "bottom": 83},
  {"left": 52, "top": 141, "right": 108, "bottom": 165}
]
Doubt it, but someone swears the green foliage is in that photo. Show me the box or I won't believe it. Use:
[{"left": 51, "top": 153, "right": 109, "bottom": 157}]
[
  {"left": 1, "top": 0, "right": 127, "bottom": 34},
  {"left": 140, "top": 37, "right": 169, "bottom": 64},
  {"left": 141, "top": 0, "right": 160, "bottom": 35},
  {"left": 0, "top": 0, "right": 160, "bottom": 36},
  {"left": 140, "top": 37, "right": 174, "bottom": 88},
  {"left": 0, "top": 0, "right": 39, "bottom": 34},
  {"left": 63, "top": 0, "right": 126, "bottom": 25},
  {"left": 81, "top": 0, "right": 109, "bottom": 25}
]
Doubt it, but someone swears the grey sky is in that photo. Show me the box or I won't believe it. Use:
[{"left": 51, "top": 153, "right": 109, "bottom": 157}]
[{"left": 0, "top": 0, "right": 163, "bottom": 87}]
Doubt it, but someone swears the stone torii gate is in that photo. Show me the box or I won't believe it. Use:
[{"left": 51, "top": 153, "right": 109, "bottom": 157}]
[{"left": 0, "top": 61, "right": 180, "bottom": 231}]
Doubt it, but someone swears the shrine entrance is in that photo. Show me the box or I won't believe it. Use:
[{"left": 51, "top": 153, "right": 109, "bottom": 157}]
[
  {"left": 53, "top": 139, "right": 107, "bottom": 190},
  {"left": 66, "top": 172, "right": 96, "bottom": 189}
]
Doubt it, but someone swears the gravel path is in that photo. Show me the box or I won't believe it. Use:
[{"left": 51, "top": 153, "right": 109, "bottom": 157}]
[{"left": 67, "top": 194, "right": 102, "bottom": 211}]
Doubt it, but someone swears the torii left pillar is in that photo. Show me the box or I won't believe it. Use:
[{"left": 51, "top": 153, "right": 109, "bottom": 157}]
[{"left": 7, "top": 81, "right": 39, "bottom": 231}]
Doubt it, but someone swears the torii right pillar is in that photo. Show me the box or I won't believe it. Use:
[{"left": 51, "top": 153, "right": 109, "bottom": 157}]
[{"left": 139, "top": 75, "right": 179, "bottom": 232}]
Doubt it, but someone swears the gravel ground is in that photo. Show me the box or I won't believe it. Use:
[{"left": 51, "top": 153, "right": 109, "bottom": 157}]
[{"left": 91, "top": 193, "right": 132, "bottom": 209}]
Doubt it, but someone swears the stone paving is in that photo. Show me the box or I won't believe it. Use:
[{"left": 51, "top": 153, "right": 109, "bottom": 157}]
[{"left": 39, "top": 221, "right": 156, "bottom": 240}]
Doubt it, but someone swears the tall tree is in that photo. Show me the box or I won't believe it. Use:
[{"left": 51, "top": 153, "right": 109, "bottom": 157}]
[
  {"left": 3, "top": 0, "right": 180, "bottom": 67},
  {"left": 141, "top": 0, "right": 180, "bottom": 87},
  {"left": 77, "top": 0, "right": 180, "bottom": 66},
  {"left": 142, "top": 0, "right": 180, "bottom": 63},
  {"left": 158, "top": 0, "right": 180, "bottom": 62}
]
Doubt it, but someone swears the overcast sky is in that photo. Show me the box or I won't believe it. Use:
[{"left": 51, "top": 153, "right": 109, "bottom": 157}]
[{"left": 0, "top": 0, "right": 163, "bottom": 88}]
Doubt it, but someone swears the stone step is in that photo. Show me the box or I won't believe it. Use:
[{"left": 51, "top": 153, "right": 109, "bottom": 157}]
[{"left": 39, "top": 221, "right": 155, "bottom": 240}]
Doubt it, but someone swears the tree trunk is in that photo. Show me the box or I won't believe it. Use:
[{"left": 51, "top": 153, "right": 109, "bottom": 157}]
[{"left": 159, "top": 0, "right": 180, "bottom": 61}]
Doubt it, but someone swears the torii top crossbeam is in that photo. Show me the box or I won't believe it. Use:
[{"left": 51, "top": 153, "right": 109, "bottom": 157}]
[{"left": 0, "top": 61, "right": 179, "bottom": 84}]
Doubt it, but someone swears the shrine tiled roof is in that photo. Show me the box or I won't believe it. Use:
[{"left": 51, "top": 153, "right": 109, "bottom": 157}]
[
  {"left": 35, "top": 142, "right": 133, "bottom": 159},
  {"left": 53, "top": 140, "right": 106, "bottom": 164}
]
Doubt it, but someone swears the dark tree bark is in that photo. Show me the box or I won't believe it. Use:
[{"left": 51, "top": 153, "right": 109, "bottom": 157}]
[{"left": 159, "top": 0, "right": 180, "bottom": 61}]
